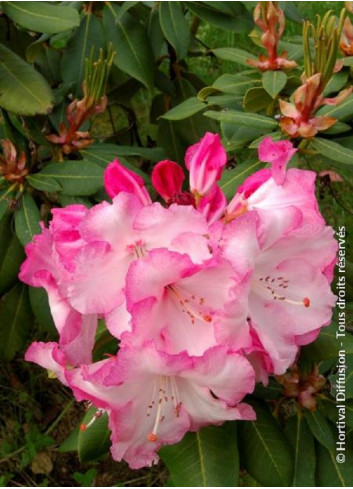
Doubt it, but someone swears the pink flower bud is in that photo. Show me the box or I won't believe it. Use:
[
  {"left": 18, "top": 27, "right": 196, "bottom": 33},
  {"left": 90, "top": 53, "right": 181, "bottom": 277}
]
[
  {"left": 151, "top": 160, "right": 185, "bottom": 202},
  {"left": 104, "top": 159, "right": 151, "bottom": 206},
  {"left": 258, "top": 136, "right": 297, "bottom": 184},
  {"left": 185, "top": 132, "right": 227, "bottom": 198}
]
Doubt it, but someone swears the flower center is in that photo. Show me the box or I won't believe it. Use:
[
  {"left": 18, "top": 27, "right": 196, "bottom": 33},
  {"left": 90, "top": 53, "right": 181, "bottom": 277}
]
[
  {"left": 167, "top": 284, "right": 213, "bottom": 325},
  {"left": 252, "top": 275, "right": 311, "bottom": 308},
  {"left": 125, "top": 239, "right": 146, "bottom": 259},
  {"left": 147, "top": 376, "right": 182, "bottom": 442}
]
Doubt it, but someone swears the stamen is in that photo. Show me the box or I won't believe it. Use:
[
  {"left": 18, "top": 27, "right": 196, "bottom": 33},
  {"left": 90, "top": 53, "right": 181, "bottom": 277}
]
[
  {"left": 253, "top": 276, "right": 311, "bottom": 308},
  {"left": 168, "top": 285, "right": 212, "bottom": 325},
  {"left": 79, "top": 409, "right": 105, "bottom": 432}
]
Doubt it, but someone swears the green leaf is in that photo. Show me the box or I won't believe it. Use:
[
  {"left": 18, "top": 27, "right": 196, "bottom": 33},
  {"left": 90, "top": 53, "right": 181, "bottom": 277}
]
[
  {"left": 317, "top": 94, "right": 353, "bottom": 121},
  {"left": 220, "top": 160, "right": 265, "bottom": 199},
  {"left": 238, "top": 402, "right": 294, "bottom": 487},
  {"left": 316, "top": 441, "right": 353, "bottom": 486},
  {"left": 160, "top": 423, "right": 239, "bottom": 487},
  {"left": 212, "top": 47, "right": 257, "bottom": 67},
  {"left": 204, "top": 110, "right": 278, "bottom": 129},
  {"left": 243, "top": 87, "right": 273, "bottom": 112},
  {"left": 321, "top": 397, "right": 353, "bottom": 429},
  {"left": 29, "top": 287, "right": 56, "bottom": 334},
  {"left": 37, "top": 161, "right": 104, "bottom": 196},
  {"left": 323, "top": 72, "right": 349, "bottom": 97},
  {"left": 61, "top": 12, "right": 105, "bottom": 97},
  {"left": 342, "top": 56, "right": 353, "bottom": 67},
  {"left": 249, "top": 131, "right": 284, "bottom": 148},
  {"left": 284, "top": 415, "right": 316, "bottom": 487},
  {"left": 0, "top": 217, "right": 25, "bottom": 296},
  {"left": 322, "top": 122, "right": 351, "bottom": 135},
  {"left": 59, "top": 426, "right": 79, "bottom": 453},
  {"left": 262, "top": 71, "right": 287, "bottom": 99},
  {"left": 78, "top": 408, "right": 111, "bottom": 463},
  {"left": 26, "top": 174, "right": 62, "bottom": 193},
  {"left": 0, "top": 283, "right": 33, "bottom": 361},
  {"left": 159, "top": 2, "right": 190, "bottom": 60},
  {"left": 0, "top": 185, "right": 15, "bottom": 221},
  {"left": 157, "top": 119, "right": 185, "bottom": 163},
  {"left": 104, "top": 5, "right": 154, "bottom": 91},
  {"left": 81, "top": 143, "right": 161, "bottom": 170},
  {"left": 212, "top": 73, "right": 261, "bottom": 95},
  {"left": 162, "top": 97, "right": 206, "bottom": 120},
  {"left": 0, "top": 43, "right": 54, "bottom": 115},
  {"left": 2, "top": 2, "right": 80, "bottom": 34},
  {"left": 304, "top": 410, "right": 335, "bottom": 451},
  {"left": 187, "top": 2, "right": 252, "bottom": 32},
  {"left": 310, "top": 138, "right": 353, "bottom": 169},
  {"left": 221, "top": 123, "right": 265, "bottom": 151},
  {"left": 14, "top": 193, "right": 41, "bottom": 246},
  {"left": 329, "top": 354, "right": 353, "bottom": 400}
]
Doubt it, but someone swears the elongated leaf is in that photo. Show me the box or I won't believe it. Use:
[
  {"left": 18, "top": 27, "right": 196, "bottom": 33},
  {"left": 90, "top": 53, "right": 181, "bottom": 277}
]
[
  {"left": 284, "top": 415, "right": 315, "bottom": 486},
  {"left": 29, "top": 287, "right": 55, "bottom": 334},
  {"left": 262, "top": 71, "right": 287, "bottom": 99},
  {"left": 14, "top": 193, "right": 41, "bottom": 246},
  {"left": 0, "top": 43, "right": 54, "bottom": 115},
  {"left": 0, "top": 283, "right": 33, "bottom": 361},
  {"left": 37, "top": 161, "right": 104, "bottom": 196},
  {"left": 162, "top": 97, "right": 206, "bottom": 120},
  {"left": 0, "top": 185, "right": 15, "bottom": 221},
  {"left": 329, "top": 354, "right": 353, "bottom": 400},
  {"left": 159, "top": 2, "right": 190, "bottom": 60},
  {"left": 212, "top": 73, "right": 261, "bottom": 95},
  {"left": 238, "top": 402, "right": 294, "bottom": 487},
  {"left": 317, "top": 94, "right": 353, "bottom": 120},
  {"left": 104, "top": 6, "right": 154, "bottom": 91},
  {"left": 78, "top": 408, "right": 111, "bottom": 463},
  {"left": 212, "top": 47, "right": 257, "bottom": 67},
  {"left": 204, "top": 110, "right": 278, "bottom": 129},
  {"left": 0, "top": 217, "right": 25, "bottom": 296},
  {"left": 249, "top": 131, "right": 283, "bottom": 148},
  {"left": 304, "top": 410, "right": 335, "bottom": 451},
  {"left": 160, "top": 423, "right": 239, "bottom": 487},
  {"left": 157, "top": 119, "right": 185, "bottom": 163},
  {"left": 220, "top": 160, "right": 265, "bottom": 199},
  {"left": 81, "top": 143, "right": 161, "bottom": 170},
  {"left": 188, "top": 2, "right": 252, "bottom": 32},
  {"left": 2, "top": 2, "right": 80, "bottom": 34},
  {"left": 316, "top": 441, "right": 353, "bottom": 486},
  {"left": 221, "top": 122, "right": 265, "bottom": 151},
  {"left": 311, "top": 138, "right": 353, "bottom": 169},
  {"left": 61, "top": 12, "right": 105, "bottom": 96},
  {"left": 243, "top": 87, "right": 273, "bottom": 112},
  {"left": 321, "top": 397, "right": 353, "bottom": 429},
  {"left": 26, "top": 174, "right": 62, "bottom": 193}
]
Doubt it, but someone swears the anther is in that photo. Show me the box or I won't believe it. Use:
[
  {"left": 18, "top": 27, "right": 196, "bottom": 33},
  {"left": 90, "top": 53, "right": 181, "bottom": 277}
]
[
  {"left": 147, "top": 433, "right": 158, "bottom": 442},
  {"left": 303, "top": 297, "right": 311, "bottom": 308}
]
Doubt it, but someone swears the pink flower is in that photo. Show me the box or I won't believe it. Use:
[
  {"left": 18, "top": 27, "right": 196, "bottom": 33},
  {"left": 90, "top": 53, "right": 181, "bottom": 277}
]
[
  {"left": 63, "top": 193, "right": 212, "bottom": 322},
  {"left": 104, "top": 159, "right": 152, "bottom": 206},
  {"left": 198, "top": 185, "right": 227, "bottom": 225},
  {"left": 19, "top": 206, "right": 97, "bottom": 365},
  {"left": 25, "top": 342, "right": 69, "bottom": 385},
  {"left": 124, "top": 249, "right": 250, "bottom": 355},
  {"left": 221, "top": 211, "right": 337, "bottom": 376},
  {"left": 258, "top": 136, "right": 297, "bottom": 184},
  {"left": 185, "top": 132, "right": 227, "bottom": 199},
  {"left": 67, "top": 342, "right": 255, "bottom": 469}
]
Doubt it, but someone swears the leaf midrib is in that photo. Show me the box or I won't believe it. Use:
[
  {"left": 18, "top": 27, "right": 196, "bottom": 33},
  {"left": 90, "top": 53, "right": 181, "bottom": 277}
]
[{"left": 5, "top": 2, "right": 72, "bottom": 23}]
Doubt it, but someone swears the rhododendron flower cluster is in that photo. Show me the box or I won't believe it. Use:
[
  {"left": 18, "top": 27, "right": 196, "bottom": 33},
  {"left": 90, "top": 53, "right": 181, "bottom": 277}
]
[{"left": 21, "top": 133, "right": 337, "bottom": 469}]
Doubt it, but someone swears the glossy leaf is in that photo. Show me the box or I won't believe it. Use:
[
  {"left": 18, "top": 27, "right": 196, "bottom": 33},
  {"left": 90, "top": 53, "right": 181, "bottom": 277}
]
[
  {"left": 0, "top": 216, "right": 25, "bottom": 296},
  {"left": 284, "top": 415, "right": 316, "bottom": 486},
  {"left": 316, "top": 441, "right": 353, "bottom": 486},
  {"left": 26, "top": 174, "right": 62, "bottom": 193},
  {"left": 160, "top": 423, "right": 239, "bottom": 487},
  {"left": 317, "top": 94, "right": 353, "bottom": 121},
  {"left": 204, "top": 110, "right": 278, "bottom": 129},
  {"left": 0, "top": 283, "right": 33, "bottom": 361},
  {"left": 212, "top": 47, "right": 257, "bottom": 67},
  {"left": 212, "top": 73, "right": 261, "bottom": 95},
  {"left": 36, "top": 161, "right": 104, "bottom": 196},
  {"left": 159, "top": 2, "right": 190, "bottom": 60},
  {"left": 187, "top": 2, "right": 252, "bottom": 32},
  {"left": 0, "top": 43, "right": 54, "bottom": 115},
  {"left": 78, "top": 408, "right": 111, "bottom": 463},
  {"left": 220, "top": 160, "right": 265, "bottom": 199},
  {"left": 2, "top": 2, "right": 80, "bottom": 34},
  {"left": 162, "top": 97, "right": 206, "bottom": 120},
  {"left": 61, "top": 12, "right": 105, "bottom": 96},
  {"left": 238, "top": 402, "right": 294, "bottom": 487},
  {"left": 14, "top": 192, "right": 41, "bottom": 246},
  {"left": 29, "top": 287, "right": 56, "bottom": 334},
  {"left": 104, "top": 6, "right": 154, "bottom": 91},
  {"left": 262, "top": 71, "right": 287, "bottom": 99},
  {"left": 311, "top": 138, "right": 353, "bottom": 169},
  {"left": 243, "top": 87, "right": 273, "bottom": 112},
  {"left": 0, "top": 185, "right": 15, "bottom": 221},
  {"left": 304, "top": 410, "right": 335, "bottom": 451}
]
